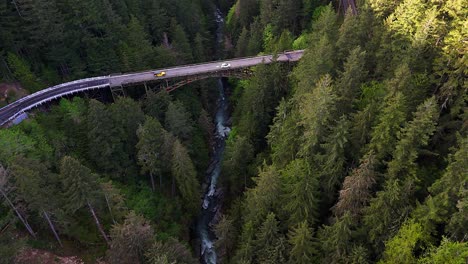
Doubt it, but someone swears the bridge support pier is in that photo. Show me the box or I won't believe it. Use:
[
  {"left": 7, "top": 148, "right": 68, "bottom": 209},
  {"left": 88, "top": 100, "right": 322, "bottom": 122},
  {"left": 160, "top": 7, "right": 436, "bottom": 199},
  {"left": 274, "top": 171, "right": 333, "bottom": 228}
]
[
  {"left": 144, "top": 82, "right": 149, "bottom": 95},
  {"left": 110, "top": 85, "right": 126, "bottom": 101}
]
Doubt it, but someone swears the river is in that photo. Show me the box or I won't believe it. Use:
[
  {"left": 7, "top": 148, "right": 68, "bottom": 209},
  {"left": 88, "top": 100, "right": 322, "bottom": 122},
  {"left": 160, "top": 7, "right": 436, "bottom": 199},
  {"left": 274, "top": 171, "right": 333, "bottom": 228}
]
[{"left": 194, "top": 8, "right": 229, "bottom": 264}]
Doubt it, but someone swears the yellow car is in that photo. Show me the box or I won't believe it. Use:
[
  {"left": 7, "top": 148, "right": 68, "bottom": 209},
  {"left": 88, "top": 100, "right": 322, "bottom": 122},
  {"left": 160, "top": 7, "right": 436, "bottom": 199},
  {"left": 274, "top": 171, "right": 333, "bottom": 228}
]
[{"left": 154, "top": 71, "right": 166, "bottom": 77}]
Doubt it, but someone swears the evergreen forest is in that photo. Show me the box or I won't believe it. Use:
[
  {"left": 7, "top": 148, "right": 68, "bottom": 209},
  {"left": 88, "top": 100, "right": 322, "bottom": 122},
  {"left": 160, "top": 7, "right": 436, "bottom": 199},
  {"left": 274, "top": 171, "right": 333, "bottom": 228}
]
[{"left": 0, "top": 0, "right": 466, "bottom": 263}]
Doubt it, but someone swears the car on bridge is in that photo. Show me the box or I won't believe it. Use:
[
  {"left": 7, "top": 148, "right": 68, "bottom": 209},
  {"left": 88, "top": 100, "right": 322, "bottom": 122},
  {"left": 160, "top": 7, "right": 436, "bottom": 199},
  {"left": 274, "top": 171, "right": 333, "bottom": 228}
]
[
  {"left": 154, "top": 71, "right": 166, "bottom": 77},
  {"left": 220, "top": 63, "right": 230, "bottom": 68}
]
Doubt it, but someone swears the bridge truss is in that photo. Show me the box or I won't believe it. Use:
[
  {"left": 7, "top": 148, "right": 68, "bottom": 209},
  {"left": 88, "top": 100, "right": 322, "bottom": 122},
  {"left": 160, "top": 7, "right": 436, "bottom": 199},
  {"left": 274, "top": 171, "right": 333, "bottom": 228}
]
[{"left": 112, "top": 68, "right": 254, "bottom": 99}]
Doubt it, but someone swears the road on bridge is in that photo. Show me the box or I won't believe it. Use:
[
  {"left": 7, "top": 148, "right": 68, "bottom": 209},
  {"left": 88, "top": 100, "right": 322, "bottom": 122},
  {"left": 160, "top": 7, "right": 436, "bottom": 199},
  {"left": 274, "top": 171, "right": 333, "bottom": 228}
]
[{"left": 0, "top": 50, "right": 304, "bottom": 126}]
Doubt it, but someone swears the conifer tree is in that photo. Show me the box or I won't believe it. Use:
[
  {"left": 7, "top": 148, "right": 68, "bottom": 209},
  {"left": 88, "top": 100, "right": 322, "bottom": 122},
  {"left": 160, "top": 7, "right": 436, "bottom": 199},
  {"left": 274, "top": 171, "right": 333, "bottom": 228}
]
[
  {"left": 255, "top": 212, "right": 281, "bottom": 262},
  {"left": 222, "top": 135, "right": 254, "bottom": 198},
  {"left": 368, "top": 92, "right": 407, "bottom": 161},
  {"left": 11, "top": 157, "right": 62, "bottom": 246},
  {"left": 316, "top": 115, "right": 350, "bottom": 195},
  {"left": 109, "top": 97, "right": 145, "bottom": 168},
  {"left": 214, "top": 215, "right": 237, "bottom": 262},
  {"left": 386, "top": 97, "right": 439, "bottom": 181},
  {"left": 413, "top": 136, "right": 468, "bottom": 240},
  {"left": 137, "top": 116, "right": 165, "bottom": 191},
  {"left": 232, "top": 221, "right": 256, "bottom": 263},
  {"left": 146, "top": 237, "right": 198, "bottom": 264},
  {"left": 333, "top": 152, "right": 377, "bottom": 219},
  {"left": 118, "top": 15, "right": 154, "bottom": 71},
  {"left": 299, "top": 75, "right": 337, "bottom": 157},
  {"left": 288, "top": 220, "right": 318, "bottom": 264},
  {"left": 193, "top": 33, "right": 207, "bottom": 62},
  {"left": 0, "top": 164, "right": 35, "bottom": 238},
  {"left": 335, "top": 46, "right": 368, "bottom": 113},
  {"left": 417, "top": 238, "right": 468, "bottom": 263},
  {"left": 165, "top": 101, "right": 194, "bottom": 141},
  {"left": 380, "top": 219, "right": 425, "bottom": 264},
  {"left": 236, "top": 27, "right": 250, "bottom": 57},
  {"left": 318, "top": 212, "right": 355, "bottom": 263},
  {"left": 59, "top": 156, "right": 109, "bottom": 245},
  {"left": 143, "top": 90, "right": 172, "bottom": 123},
  {"left": 244, "top": 164, "right": 281, "bottom": 227},
  {"left": 169, "top": 19, "right": 193, "bottom": 63},
  {"left": 246, "top": 18, "right": 263, "bottom": 55},
  {"left": 171, "top": 139, "right": 200, "bottom": 213},
  {"left": 87, "top": 99, "right": 119, "bottom": 172},
  {"left": 267, "top": 99, "right": 302, "bottom": 167},
  {"left": 7, "top": 52, "right": 42, "bottom": 93},
  {"left": 364, "top": 97, "right": 439, "bottom": 250},
  {"left": 107, "top": 211, "right": 154, "bottom": 264},
  {"left": 282, "top": 159, "right": 320, "bottom": 227}
]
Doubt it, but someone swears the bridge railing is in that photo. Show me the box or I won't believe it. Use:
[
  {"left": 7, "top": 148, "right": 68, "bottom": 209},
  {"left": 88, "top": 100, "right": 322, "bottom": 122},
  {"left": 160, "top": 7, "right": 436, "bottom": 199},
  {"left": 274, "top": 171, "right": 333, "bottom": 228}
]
[
  {"left": 1, "top": 50, "right": 304, "bottom": 111},
  {"left": 114, "top": 50, "right": 305, "bottom": 77},
  {"left": 2, "top": 76, "right": 110, "bottom": 109}
]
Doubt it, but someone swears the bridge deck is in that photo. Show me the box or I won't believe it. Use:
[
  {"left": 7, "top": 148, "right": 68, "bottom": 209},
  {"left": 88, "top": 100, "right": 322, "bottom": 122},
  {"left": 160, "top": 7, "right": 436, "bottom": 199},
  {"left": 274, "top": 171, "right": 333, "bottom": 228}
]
[{"left": 0, "top": 50, "right": 304, "bottom": 126}]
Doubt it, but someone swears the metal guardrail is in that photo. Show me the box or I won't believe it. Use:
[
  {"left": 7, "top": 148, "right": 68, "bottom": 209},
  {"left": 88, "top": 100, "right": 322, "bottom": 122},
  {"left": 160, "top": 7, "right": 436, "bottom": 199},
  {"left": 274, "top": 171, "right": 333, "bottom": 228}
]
[{"left": 113, "top": 50, "right": 304, "bottom": 77}]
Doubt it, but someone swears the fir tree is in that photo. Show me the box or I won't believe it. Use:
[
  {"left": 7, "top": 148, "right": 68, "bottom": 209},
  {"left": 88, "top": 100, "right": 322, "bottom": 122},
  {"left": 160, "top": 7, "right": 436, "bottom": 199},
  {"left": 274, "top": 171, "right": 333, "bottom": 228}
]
[
  {"left": 282, "top": 159, "right": 320, "bottom": 227},
  {"left": 136, "top": 116, "right": 165, "bottom": 191},
  {"left": 171, "top": 139, "right": 200, "bottom": 213},
  {"left": 107, "top": 211, "right": 154, "bottom": 264},
  {"left": 288, "top": 221, "right": 318, "bottom": 264}
]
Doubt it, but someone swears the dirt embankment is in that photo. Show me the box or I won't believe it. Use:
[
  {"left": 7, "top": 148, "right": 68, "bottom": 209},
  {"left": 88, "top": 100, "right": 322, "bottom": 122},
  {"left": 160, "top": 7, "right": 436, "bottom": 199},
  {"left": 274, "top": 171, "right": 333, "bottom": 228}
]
[
  {"left": 15, "top": 248, "right": 85, "bottom": 264},
  {"left": 0, "top": 82, "right": 28, "bottom": 106}
]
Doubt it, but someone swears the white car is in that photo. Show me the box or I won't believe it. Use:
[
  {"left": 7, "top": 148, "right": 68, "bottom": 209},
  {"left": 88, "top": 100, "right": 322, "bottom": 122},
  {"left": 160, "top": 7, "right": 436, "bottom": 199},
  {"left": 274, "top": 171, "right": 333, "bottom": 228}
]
[{"left": 220, "top": 63, "right": 231, "bottom": 68}]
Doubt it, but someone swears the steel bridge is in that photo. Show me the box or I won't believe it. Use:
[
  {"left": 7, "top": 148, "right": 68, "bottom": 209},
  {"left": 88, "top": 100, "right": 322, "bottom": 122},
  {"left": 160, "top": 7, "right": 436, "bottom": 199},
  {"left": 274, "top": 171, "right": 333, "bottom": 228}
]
[{"left": 0, "top": 50, "right": 304, "bottom": 126}]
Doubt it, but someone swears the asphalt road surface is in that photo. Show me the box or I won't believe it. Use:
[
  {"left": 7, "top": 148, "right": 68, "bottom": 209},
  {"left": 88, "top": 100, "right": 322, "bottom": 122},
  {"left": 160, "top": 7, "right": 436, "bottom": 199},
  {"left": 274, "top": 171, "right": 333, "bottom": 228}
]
[{"left": 0, "top": 50, "right": 304, "bottom": 126}]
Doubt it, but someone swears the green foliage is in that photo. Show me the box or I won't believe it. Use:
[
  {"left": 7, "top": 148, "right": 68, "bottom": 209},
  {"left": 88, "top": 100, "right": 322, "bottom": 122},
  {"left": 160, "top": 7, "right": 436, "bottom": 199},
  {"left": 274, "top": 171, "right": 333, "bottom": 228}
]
[
  {"left": 136, "top": 116, "right": 165, "bottom": 187},
  {"left": 292, "top": 34, "right": 310, "bottom": 50},
  {"left": 418, "top": 238, "right": 468, "bottom": 264},
  {"left": 214, "top": 215, "right": 237, "bottom": 261},
  {"left": 10, "top": 156, "right": 59, "bottom": 213},
  {"left": 143, "top": 90, "right": 172, "bottom": 123},
  {"left": 171, "top": 140, "right": 200, "bottom": 213},
  {"left": 118, "top": 16, "right": 155, "bottom": 71},
  {"left": 267, "top": 99, "right": 302, "bottom": 167},
  {"left": 87, "top": 99, "right": 120, "bottom": 173},
  {"left": 386, "top": 97, "right": 439, "bottom": 181},
  {"left": 336, "top": 46, "right": 368, "bottom": 113},
  {"left": 165, "top": 101, "right": 194, "bottom": 141},
  {"left": 293, "top": 35, "right": 335, "bottom": 94},
  {"left": 0, "top": 229, "right": 26, "bottom": 264},
  {"left": 288, "top": 221, "right": 318, "bottom": 264},
  {"left": 234, "top": 63, "right": 288, "bottom": 148},
  {"left": 298, "top": 75, "right": 337, "bottom": 157},
  {"left": 318, "top": 213, "right": 356, "bottom": 263},
  {"left": 222, "top": 135, "right": 254, "bottom": 198},
  {"left": 0, "top": 128, "right": 37, "bottom": 165},
  {"left": 169, "top": 19, "right": 194, "bottom": 63},
  {"left": 368, "top": 92, "right": 407, "bottom": 160},
  {"left": 254, "top": 212, "right": 285, "bottom": 263},
  {"left": 146, "top": 238, "right": 198, "bottom": 264},
  {"left": 59, "top": 156, "right": 99, "bottom": 213},
  {"left": 281, "top": 159, "right": 320, "bottom": 227},
  {"left": 107, "top": 211, "right": 154, "bottom": 264},
  {"left": 0, "top": 0, "right": 466, "bottom": 262},
  {"left": 244, "top": 164, "right": 282, "bottom": 227},
  {"left": 7, "top": 52, "right": 42, "bottom": 92},
  {"left": 120, "top": 184, "right": 182, "bottom": 238},
  {"left": 380, "top": 220, "right": 425, "bottom": 264}
]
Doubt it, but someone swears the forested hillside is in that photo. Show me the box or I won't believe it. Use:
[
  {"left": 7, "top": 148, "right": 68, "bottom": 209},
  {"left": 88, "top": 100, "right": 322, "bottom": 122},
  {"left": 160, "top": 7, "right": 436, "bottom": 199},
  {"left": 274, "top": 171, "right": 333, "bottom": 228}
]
[
  {"left": 0, "top": 0, "right": 467, "bottom": 263},
  {"left": 219, "top": 0, "right": 467, "bottom": 263},
  {"left": 0, "top": 0, "right": 222, "bottom": 105}
]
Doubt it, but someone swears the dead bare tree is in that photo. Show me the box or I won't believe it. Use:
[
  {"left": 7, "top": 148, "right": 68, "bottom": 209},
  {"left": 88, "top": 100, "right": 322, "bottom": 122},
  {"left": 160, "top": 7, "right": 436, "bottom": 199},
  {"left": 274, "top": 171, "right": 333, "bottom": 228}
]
[{"left": 0, "top": 165, "right": 35, "bottom": 237}]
